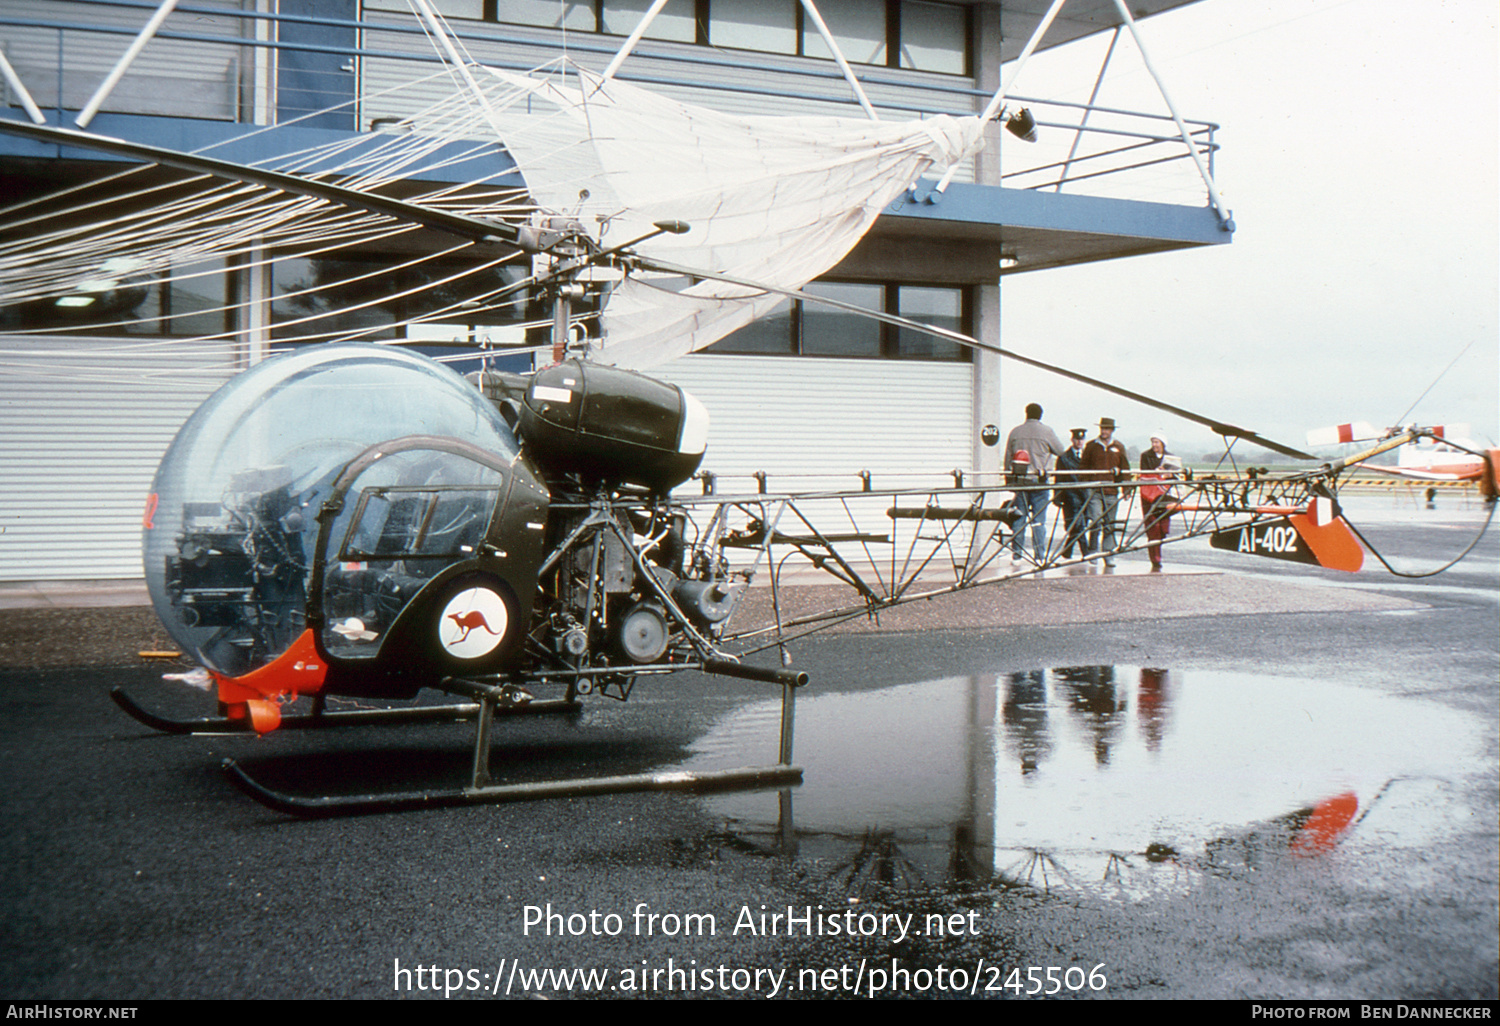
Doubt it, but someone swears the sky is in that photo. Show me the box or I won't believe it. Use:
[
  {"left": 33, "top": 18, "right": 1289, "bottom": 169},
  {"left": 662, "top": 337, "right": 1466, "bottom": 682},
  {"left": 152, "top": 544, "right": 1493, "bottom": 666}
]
[{"left": 993, "top": 0, "right": 1498, "bottom": 459}]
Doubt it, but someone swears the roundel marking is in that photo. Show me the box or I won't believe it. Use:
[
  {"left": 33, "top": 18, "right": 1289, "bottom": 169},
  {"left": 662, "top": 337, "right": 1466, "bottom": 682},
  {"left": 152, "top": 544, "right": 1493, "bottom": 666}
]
[{"left": 439, "top": 586, "right": 510, "bottom": 659}]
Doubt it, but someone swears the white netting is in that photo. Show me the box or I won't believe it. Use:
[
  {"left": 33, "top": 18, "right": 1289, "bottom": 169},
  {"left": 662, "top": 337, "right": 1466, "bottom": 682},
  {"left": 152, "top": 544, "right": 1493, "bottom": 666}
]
[
  {"left": 0, "top": 56, "right": 984, "bottom": 370},
  {"left": 478, "top": 64, "right": 985, "bottom": 367}
]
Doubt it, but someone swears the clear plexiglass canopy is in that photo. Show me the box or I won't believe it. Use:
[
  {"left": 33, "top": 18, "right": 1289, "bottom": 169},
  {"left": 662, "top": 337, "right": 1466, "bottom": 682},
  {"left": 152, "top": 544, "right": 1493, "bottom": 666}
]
[{"left": 144, "top": 345, "right": 518, "bottom": 677}]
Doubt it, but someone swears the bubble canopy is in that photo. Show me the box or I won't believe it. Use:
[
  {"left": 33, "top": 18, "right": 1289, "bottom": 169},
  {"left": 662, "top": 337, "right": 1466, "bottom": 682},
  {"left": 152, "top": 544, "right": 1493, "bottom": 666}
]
[{"left": 144, "top": 345, "right": 521, "bottom": 677}]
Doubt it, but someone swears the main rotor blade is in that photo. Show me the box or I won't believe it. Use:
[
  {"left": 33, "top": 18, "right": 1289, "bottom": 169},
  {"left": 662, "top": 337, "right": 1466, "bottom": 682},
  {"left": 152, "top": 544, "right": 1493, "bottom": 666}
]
[
  {"left": 0, "top": 118, "right": 522, "bottom": 247},
  {"left": 633, "top": 255, "right": 1318, "bottom": 460}
]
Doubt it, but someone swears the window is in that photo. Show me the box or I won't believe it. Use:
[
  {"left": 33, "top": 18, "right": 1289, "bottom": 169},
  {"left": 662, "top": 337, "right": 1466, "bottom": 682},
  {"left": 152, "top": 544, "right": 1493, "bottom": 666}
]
[
  {"left": 800, "top": 281, "right": 883, "bottom": 357},
  {"left": 490, "top": 0, "right": 594, "bottom": 30},
  {"left": 270, "top": 254, "right": 535, "bottom": 345},
  {"left": 716, "top": 298, "right": 795, "bottom": 353},
  {"left": 705, "top": 281, "right": 970, "bottom": 361},
  {"left": 898, "top": 1, "right": 968, "bottom": 75},
  {"left": 600, "top": 0, "right": 698, "bottom": 41},
  {"left": 366, "top": 0, "right": 484, "bottom": 17},
  {"left": 488, "top": 0, "right": 697, "bottom": 39},
  {"left": 0, "top": 258, "right": 234, "bottom": 337},
  {"left": 801, "top": 0, "right": 886, "bottom": 66},
  {"left": 895, "top": 285, "right": 965, "bottom": 360},
  {"left": 441, "top": 1, "right": 971, "bottom": 77},
  {"left": 709, "top": 0, "right": 797, "bottom": 54}
]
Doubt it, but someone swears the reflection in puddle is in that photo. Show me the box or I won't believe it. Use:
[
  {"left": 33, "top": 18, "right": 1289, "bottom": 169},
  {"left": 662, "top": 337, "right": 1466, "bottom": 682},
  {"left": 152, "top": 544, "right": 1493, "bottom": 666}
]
[{"left": 685, "top": 667, "right": 1480, "bottom": 898}]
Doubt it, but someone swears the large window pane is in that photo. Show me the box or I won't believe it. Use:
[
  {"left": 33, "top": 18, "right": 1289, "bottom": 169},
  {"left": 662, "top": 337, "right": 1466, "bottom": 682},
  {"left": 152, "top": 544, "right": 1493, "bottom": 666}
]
[
  {"left": 273, "top": 257, "right": 395, "bottom": 341},
  {"left": 799, "top": 282, "right": 882, "bottom": 357},
  {"left": 364, "top": 0, "right": 483, "bottom": 18},
  {"left": 705, "top": 298, "right": 794, "bottom": 354},
  {"left": 899, "top": 2, "right": 967, "bottom": 75},
  {"left": 493, "top": 0, "right": 596, "bottom": 30},
  {"left": 895, "top": 285, "right": 966, "bottom": 360},
  {"left": 710, "top": 0, "right": 797, "bottom": 54},
  {"left": 801, "top": 0, "right": 886, "bottom": 65},
  {"left": 164, "top": 259, "right": 233, "bottom": 337},
  {"left": 0, "top": 258, "right": 232, "bottom": 336},
  {"left": 602, "top": 0, "right": 697, "bottom": 42},
  {"left": 700, "top": 284, "right": 967, "bottom": 361},
  {"left": 271, "top": 256, "right": 530, "bottom": 343}
]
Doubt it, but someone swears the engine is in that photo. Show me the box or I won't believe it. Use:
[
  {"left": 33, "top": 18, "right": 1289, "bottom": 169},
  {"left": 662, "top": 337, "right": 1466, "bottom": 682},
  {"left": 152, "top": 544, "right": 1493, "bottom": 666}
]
[
  {"left": 535, "top": 500, "right": 745, "bottom": 692},
  {"left": 162, "top": 469, "right": 310, "bottom": 677}
]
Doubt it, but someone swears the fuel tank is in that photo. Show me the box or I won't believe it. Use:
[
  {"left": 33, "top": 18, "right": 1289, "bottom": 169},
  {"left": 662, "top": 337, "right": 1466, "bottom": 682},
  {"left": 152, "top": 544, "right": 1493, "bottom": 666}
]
[{"left": 518, "top": 360, "right": 708, "bottom": 492}]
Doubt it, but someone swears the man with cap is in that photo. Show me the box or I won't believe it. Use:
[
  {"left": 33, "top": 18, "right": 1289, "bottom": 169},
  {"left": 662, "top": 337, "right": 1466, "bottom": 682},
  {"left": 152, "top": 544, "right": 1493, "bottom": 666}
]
[
  {"left": 1082, "top": 416, "right": 1130, "bottom": 566},
  {"left": 1004, "top": 403, "right": 1066, "bottom": 564},
  {"left": 1053, "top": 427, "right": 1090, "bottom": 558}
]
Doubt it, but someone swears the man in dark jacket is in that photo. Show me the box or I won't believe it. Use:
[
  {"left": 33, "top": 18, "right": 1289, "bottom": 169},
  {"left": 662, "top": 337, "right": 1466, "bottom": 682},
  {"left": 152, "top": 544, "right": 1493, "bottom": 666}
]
[
  {"left": 1082, "top": 416, "right": 1130, "bottom": 566},
  {"left": 1053, "top": 427, "right": 1090, "bottom": 557}
]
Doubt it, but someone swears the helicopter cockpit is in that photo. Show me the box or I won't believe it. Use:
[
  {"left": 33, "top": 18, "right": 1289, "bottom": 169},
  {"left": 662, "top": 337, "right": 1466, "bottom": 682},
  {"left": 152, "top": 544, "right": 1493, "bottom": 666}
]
[{"left": 144, "top": 345, "right": 539, "bottom": 682}]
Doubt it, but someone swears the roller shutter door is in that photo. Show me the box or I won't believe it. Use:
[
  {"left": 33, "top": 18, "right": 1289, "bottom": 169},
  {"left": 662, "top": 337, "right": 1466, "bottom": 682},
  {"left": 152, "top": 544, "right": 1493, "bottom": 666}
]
[
  {"left": 0, "top": 337, "right": 238, "bottom": 581},
  {"left": 655, "top": 354, "right": 975, "bottom": 490}
]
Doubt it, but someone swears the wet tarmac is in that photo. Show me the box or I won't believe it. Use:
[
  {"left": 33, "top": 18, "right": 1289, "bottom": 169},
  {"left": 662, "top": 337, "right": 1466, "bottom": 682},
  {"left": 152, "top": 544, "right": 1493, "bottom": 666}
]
[
  {"left": 0, "top": 494, "right": 1495, "bottom": 1001},
  {"left": 689, "top": 665, "right": 1488, "bottom": 904}
]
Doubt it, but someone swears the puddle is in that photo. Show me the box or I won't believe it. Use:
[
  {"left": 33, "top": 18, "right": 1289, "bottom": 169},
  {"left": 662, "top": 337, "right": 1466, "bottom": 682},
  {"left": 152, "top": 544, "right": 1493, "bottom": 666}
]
[{"left": 684, "top": 667, "right": 1485, "bottom": 897}]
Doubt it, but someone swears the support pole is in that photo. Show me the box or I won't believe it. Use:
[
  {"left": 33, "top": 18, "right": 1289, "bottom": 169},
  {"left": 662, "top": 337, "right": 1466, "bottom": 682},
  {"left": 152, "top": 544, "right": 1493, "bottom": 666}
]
[
  {"left": 551, "top": 287, "right": 572, "bottom": 364},
  {"left": 409, "top": 0, "right": 487, "bottom": 101},
  {"left": 75, "top": 0, "right": 181, "bottom": 128},
  {"left": 240, "top": 246, "right": 270, "bottom": 367},
  {"left": 1109, "top": 0, "right": 1234, "bottom": 229},
  {"left": 799, "top": 0, "right": 880, "bottom": 120},
  {"left": 600, "top": 0, "right": 671, "bottom": 84},
  {"left": 778, "top": 679, "right": 797, "bottom": 766},
  {"left": 777, "top": 787, "right": 797, "bottom": 851},
  {"left": 471, "top": 695, "right": 495, "bottom": 787},
  {"left": 0, "top": 50, "right": 47, "bottom": 124},
  {"left": 933, "top": 0, "right": 1067, "bottom": 193},
  {"left": 251, "top": 0, "right": 275, "bottom": 127},
  {"left": 1057, "top": 27, "right": 1120, "bottom": 191}
]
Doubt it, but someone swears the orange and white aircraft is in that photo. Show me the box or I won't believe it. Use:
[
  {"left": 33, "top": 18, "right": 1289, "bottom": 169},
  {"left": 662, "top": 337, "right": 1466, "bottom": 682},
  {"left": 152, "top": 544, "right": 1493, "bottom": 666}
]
[{"left": 1308, "top": 422, "right": 1490, "bottom": 482}]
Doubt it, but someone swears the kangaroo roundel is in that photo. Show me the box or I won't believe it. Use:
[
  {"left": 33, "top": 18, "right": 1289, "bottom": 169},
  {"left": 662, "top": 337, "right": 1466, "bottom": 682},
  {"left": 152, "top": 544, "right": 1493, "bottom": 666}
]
[{"left": 439, "top": 587, "right": 511, "bottom": 659}]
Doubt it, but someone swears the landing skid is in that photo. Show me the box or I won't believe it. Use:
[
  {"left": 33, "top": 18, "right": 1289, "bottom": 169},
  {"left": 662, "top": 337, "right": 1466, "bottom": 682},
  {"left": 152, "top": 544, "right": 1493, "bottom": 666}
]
[
  {"left": 224, "top": 671, "right": 806, "bottom": 818},
  {"left": 223, "top": 759, "right": 801, "bottom": 818},
  {"left": 109, "top": 686, "right": 578, "bottom": 735}
]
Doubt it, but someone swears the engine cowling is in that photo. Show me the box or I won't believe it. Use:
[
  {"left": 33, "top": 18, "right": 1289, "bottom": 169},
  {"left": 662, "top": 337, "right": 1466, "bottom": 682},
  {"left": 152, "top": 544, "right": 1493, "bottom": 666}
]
[{"left": 518, "top": 360, "right": 708, "bottom": 492}]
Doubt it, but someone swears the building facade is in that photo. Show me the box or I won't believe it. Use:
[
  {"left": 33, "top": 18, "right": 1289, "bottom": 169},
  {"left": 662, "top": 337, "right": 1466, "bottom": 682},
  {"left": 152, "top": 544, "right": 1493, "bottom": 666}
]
[{"left": 0, "top": 0, "right": 1229, "bottom": 581}]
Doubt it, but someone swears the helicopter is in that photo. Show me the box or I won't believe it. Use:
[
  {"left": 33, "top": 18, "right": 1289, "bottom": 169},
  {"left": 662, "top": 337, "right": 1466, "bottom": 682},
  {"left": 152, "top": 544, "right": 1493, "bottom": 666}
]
[
  {"left": 2, "top": 64, "right": 1495, "bottom": 817},
  {"left": 1308, "top": 422, "right": 1491, "bottom": 483}
]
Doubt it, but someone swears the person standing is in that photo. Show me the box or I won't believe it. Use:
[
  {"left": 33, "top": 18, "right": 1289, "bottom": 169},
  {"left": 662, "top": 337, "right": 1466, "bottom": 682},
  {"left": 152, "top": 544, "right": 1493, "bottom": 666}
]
[
  {"left": 1004, "top": 403, "right": 1065, "bottom": 565},
  {"left": 1082, "top": 416, "right": 1130, "bottom": 566},
  {"left": 1054, "top": 427, "right": 1090, "bottom": 558},
  {"left": 1139, "top": 432, "right": 1179, "bottom": 570}
]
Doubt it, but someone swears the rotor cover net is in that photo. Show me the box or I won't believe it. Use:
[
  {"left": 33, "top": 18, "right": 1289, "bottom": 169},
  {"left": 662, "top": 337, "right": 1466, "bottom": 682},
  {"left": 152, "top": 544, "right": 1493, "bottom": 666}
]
[{"left": 482, "top": 65, "right": 985, "bottom": 368}]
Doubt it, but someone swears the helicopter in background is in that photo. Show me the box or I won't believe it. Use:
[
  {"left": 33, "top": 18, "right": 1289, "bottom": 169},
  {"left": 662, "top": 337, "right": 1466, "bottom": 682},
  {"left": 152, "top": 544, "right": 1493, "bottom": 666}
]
[{"left": 1308, "top": 422, "right": 1491, "bottom": 483}]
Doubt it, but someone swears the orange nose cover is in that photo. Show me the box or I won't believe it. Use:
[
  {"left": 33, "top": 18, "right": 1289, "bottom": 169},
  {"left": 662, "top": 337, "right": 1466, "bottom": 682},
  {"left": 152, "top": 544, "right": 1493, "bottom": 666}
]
[{"left": 213, "top": 629, "right": 327, "bottom": 734}]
